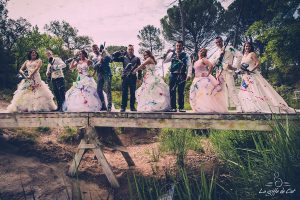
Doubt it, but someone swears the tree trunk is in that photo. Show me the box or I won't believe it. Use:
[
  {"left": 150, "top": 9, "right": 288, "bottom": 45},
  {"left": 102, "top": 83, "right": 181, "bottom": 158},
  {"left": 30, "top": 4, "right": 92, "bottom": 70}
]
[
  {"left": 233, "top": 1, "right": 244, "bottom": 48},
  {"left": 178, "top": 0, "right": 186, "bottom": 45}
]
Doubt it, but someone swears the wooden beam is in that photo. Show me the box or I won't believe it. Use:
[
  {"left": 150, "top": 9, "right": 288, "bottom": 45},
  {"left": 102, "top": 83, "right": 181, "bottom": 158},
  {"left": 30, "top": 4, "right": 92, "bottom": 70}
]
[
  {"left": 92, "top": 143, "right": 120, "bottom": 188},
  {"left": 68, "top": 139, "right": 87, "bottom": 176},
  {"left": 87, "top": 126, "right": 120, "bottom": 188},
  {"left": 0, "top": 112, "right": 88, "bottom": 128},
  {"left": 95, "top": 127, "right": 135, "bottom": 166},
  {"left": 0, "top": 112, "right": 299, "bottom": 131},
  {"left": 68, "top": 126, "right": 120, "bottom": 188},
  {"left": 88, "top": 112, "right": 299, "bottom": 131},
  {"left": 90, "top": 118, "right": 271, "bottom": 131}
]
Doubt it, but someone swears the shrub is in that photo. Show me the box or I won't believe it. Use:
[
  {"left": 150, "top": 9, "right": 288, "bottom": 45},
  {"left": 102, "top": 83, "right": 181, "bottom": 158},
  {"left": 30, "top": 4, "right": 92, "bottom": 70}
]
[{"left": 210, "top": 119, "right": 300, "bottom": 200}]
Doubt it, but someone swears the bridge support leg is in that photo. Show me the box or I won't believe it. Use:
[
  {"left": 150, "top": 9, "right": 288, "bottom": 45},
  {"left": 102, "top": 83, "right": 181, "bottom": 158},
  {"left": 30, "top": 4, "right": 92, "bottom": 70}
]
[
  {"left": 68, "top": 126, "right": 120, "bottom": 188},
  {"left": 95, "top": 127, "right": 135, "bottom": 167},
  {"left": 68, "top": 138, "right": 87, "bottom": 176}
]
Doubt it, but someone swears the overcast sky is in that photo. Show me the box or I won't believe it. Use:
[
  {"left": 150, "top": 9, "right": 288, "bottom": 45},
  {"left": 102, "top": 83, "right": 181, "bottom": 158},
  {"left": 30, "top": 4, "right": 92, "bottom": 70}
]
[
  {"left": 7, "top": 0, "right": 232, "bottom": 50},
  {"left": 7, "top": 0, "right": 175, "bottom": 48}
]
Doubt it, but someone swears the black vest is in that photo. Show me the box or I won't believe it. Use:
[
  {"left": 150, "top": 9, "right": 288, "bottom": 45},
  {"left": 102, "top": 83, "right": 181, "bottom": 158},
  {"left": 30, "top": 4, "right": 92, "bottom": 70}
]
[
  {"left": 170, "top": 52, "right": 189, "bottom": 74},
  {"left": 122, "top": 54, "right": 141, "bottom": 77}
]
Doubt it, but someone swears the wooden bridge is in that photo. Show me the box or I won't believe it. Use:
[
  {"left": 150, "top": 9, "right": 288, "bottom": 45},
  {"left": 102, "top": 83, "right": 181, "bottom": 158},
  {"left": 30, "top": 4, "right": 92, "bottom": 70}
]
[
  {"left": 1, "top": 111, "right": 299, "bottom": 130},
  {"left": 1, "top": 111, "right": 299, "bottom": 188}
]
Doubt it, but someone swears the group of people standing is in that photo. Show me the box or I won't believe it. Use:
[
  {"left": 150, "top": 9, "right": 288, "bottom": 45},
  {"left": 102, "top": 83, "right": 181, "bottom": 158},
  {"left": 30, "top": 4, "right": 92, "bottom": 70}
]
[{"left": 6, "top": 36, "right": 295, "bottom": 113}]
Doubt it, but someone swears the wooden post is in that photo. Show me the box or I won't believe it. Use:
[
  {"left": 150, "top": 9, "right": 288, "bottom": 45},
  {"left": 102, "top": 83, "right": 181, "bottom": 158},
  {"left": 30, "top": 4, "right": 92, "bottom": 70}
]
[
  {"left": 68, "top": 126, "right": 120, "bottom": 188},
  {"left": 68, "top": 139, "right": 87, "bottom": 176},
  {"left": 92, "top": 142, "right": 120, "bottom": 188},
  {"left": 95, "top": 127, "right": 135, "bottom": 167}
]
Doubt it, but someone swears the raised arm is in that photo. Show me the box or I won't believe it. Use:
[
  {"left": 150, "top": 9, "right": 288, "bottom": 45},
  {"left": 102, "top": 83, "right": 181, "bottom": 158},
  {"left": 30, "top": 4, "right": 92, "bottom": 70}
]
[
  {"left": 134, "top": 57, "right": 153, "bottom": 72},
  {"left": 163, "top": 50, "right": 173, "bottom": 63},
  {"left": 69, "top": 59, "right": 78, "bottom": 71},
  {"left": 187, "top": 56, "right": 194, "bottom": 79},
  {"left": 111, "top": 51, "right": 125, "bottom": 63},
  {"left": 230, "top": 47, "right": 242, "bottom": 70},
  {"left": 186, "top": 55, "right": 192, "bottom": 76},
  {"left": 210, "top": 50, "right": 219, "bottom": 66}
]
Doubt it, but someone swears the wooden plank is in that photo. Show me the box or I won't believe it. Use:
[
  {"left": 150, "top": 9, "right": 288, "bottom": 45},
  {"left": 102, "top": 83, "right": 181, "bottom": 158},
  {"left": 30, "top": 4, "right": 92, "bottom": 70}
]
[
  {"left": 90, "top": 118, "right": 272, "bottom": 131},
  {"left": 68, "top": 139, "right": 87, "bottom": 176},
  {"left": 92, "top": 142, "right": 120, "bottom": 188},
  {"left": 89, "top": 112, "right": 299, "bottom": 120},
  {"left": 78, "top": 144, "right": 96, "bottom": 149},
  {"left": 95, "top": 127, "right": 135, "bottom": 166},
  {"left": 0, "top": 112, "right": 299, "bottom": 130},
  {"left": 82, "top": 126, "right": 120, "bottom": 188},
  {"left": 108, "top": 132, "right": 135, "bottom": 166},
  {"left": 0, "top": 112, "right": 88, "bottom": 128}
]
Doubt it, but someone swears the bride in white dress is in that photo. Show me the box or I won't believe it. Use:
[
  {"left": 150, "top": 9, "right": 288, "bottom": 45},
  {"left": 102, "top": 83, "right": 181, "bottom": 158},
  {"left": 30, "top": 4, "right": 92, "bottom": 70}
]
[
  {"left": 238, "top": 42, "right": 295, "bottom": 113},
  {"left": 63, "top": 50, "right": 102, "bottom": 112},
  {"left": 7, "top": 50, "right": 57, "bottom": 112},
  {"left": 133, "top": 50, "right": 170, "bottom": 112}
]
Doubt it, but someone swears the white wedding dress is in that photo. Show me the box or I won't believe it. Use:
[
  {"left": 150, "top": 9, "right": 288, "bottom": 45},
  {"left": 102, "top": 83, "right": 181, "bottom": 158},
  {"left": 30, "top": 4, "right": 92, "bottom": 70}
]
[
  {"left": 63, "top": 62, "right": 102, "bottom": 112},
  {"left": 7, "top": 60, "right": 57, "bottom": 112},
  {"left": 238, "top": 54, "right": 295, "bottom": 113},
  {"left": 136, "top": 63, "right": 170, "bottom": 111}
]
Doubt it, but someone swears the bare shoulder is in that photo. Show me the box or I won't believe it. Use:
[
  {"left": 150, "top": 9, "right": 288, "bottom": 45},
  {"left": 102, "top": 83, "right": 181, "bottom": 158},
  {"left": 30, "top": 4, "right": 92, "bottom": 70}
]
[
  {"left": 23, "top": 60, "right": 29, "bottom": 66},
  {"left": 36, "top": 59, "right": 42, "bottom": 64},
  {"left": 249, "top": 52, "right": 257, "bottom": 57}
]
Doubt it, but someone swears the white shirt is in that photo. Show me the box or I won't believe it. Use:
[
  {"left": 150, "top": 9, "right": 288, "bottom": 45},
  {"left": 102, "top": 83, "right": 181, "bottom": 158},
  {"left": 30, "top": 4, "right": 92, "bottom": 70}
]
[
  {"left": 163, "top": 51, "right": 192, "bottom": 74},
  {"left": 89, "top": 50, "right": 110, "bottom": 69},
  {"left": 210, "top": 46, "right": 242, "bottom": 71},
  {"left": 46, "top": 57, "right": 66, "bottom": 79}
]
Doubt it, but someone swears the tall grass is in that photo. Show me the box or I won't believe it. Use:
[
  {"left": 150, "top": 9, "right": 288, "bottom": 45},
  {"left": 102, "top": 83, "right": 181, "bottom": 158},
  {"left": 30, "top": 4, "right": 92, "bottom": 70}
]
[
  {"left": 128, "top": 167, "right": 217, "bottom": 200},
  {"left": 159, "top": 128, "right": 203, "bottom": 168},
  {"left": 127, "top": 128, "right": 214, "bottom": 200},
  {"left": 210, "top": 118, "right": 300, "bottom": 200}
]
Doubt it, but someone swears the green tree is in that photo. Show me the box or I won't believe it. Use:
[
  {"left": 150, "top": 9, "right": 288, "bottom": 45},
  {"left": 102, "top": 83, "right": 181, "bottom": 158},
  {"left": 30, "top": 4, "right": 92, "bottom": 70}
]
[
  {"left": 2, "top": 17, "right": 31, "bottom": 50},
  {"left": 137, "top": 25, "right": 163, "bottom": 55},
  {"left": 0, "top": 0, "right": 31, "bottom": 89},
  {"left": 44, "top": 20, "right": 93, "bottom": 50},
  {"left": 248, "top": 21, "right": 300, "bottom": 86},
  {"left": 224, "top": 0, "right": 266, "bottom": 48},
  {"left": 13, "top": 26, "right": 77, "bottom": 88},
  {"left": 161, "top": 0, "right": 225, "bottom": 53},
  {"left": 106, "top": 45, "right": 127, "bottom": 54},
  {"left": 246, "top": 0, "right": 300, "bottom": 86}
]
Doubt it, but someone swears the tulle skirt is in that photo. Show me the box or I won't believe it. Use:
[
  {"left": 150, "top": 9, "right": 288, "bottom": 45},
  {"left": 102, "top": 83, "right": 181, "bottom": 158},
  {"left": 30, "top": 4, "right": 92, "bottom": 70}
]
[
  {"left": 238, "top": 73, "right": 295, "bottom": 113},
  {"left": 63, "top": 76, "right": 102, "bottom": 112},
  {"left": 7, "top": 79, "right": 57, "bottom": 112},
  {"left": 136, "top": 74, "right": 170, "bottom": 112},
  {"left": 189, "top": 75, "right": 227, "bottom": 112}
]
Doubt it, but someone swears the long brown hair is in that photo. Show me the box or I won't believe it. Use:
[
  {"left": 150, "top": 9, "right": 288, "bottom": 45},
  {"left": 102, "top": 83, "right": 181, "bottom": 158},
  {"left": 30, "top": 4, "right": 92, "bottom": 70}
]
[
  {"left": 242, "top": 42, "right": 254, "bottom": 55},
  {"left": 144, "top": 50, "right": 157, "bottom": 64}
]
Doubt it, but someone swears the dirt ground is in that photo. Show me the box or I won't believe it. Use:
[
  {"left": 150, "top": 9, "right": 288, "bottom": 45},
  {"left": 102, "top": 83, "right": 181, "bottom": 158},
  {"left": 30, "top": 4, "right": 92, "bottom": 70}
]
[{"left": 0, "top": 100, "right": 218, "bottom": 200}]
